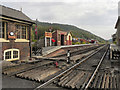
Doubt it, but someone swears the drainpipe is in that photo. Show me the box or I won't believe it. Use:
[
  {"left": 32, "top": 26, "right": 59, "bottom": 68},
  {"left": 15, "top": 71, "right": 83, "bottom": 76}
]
[{"left": 29, "top": 25, "right": 32, "bottom": 59}]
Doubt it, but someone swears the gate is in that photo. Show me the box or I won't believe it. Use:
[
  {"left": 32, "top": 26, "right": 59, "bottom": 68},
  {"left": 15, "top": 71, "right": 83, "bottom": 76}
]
[
  {"left": 112, "top": 50, "right": 120, "bottom": 60},
  {"left": 32, "top": 39, "right": 44, "bottom": 56},
  {"left": 32, "top": 47, "right": 42, "bottom": 56}
]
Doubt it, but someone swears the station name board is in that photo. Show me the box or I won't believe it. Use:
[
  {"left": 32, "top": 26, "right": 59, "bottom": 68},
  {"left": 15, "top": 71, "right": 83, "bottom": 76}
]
[{"left": 45, "top": 32, "right": 52, "bottom": 38}]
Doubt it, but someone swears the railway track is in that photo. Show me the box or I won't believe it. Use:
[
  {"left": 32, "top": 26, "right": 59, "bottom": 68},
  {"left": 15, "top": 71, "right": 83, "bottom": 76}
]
[
  {"left": 2, "top": 60, "right": 54, "bottom": 76},
  {"left": 86, "top": 44, "right": 120, "bottom": 89},
  {"left": 84, "top": 45, "right": 109, "bottom": 89},
  {"left": 2, "top": 44, "right": 102, "bottom": 77},
  {"left": 2, "top": 59, "right": 72, "bottom": 82},
  {"left": 34, "top": 44, "right": 110, "bottom": 90},
  {"left": 3, "top": 44, "right": 117, "bottom": 89},
  {"left": 15, "top": 61, "right": 68, "bottom": 82},
  {"left": 53, "top": 44, "right": 103, "bottom": 58}
]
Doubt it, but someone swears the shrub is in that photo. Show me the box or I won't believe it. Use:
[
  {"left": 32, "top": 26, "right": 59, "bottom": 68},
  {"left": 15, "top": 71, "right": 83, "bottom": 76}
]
[
  {"left": 82, "top": 41, "right": 86, "bottom": 44},
  {"left": 75, "top": 42, "right": 80, "bottom": 45}
]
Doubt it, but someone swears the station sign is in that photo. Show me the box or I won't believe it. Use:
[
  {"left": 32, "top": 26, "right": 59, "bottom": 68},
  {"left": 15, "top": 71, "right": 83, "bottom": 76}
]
[{"left": 45, "top": 32, "right": 52, "bottom": 38}]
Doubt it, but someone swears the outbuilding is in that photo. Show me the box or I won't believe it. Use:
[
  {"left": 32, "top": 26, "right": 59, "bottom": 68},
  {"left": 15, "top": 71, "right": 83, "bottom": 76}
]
[
  {"left": 52, "top": 30, "right": 72, "bottom": 46},
  {"left": 115, "top": 16, "right": 120, "bottom": 46},
  {"left": 0, "top": 5, "right": 34, "bottom": 61}
]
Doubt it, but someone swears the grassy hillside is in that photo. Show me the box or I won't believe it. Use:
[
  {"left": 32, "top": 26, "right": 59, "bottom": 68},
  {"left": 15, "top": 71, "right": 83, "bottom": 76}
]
[{"left": 32, "top": 21, "right": 105, "bottom": 43}]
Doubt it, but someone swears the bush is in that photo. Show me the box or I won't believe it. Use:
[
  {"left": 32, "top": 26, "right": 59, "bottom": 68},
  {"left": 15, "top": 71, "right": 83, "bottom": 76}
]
[
  {"left": 75, "top": 42, "right": 80, "bottom": 45},
  {"left": 113, "top": 41, "right": 117, "bottom": 44},
  {"left": 82, "top": 41, "right": 86, "bottom": 44},
  {"left": 32, "top": 39, "right": 37, "bottom": 42},
  {"left": 72, "top": 42, "right": 75, "bottom": 45}
]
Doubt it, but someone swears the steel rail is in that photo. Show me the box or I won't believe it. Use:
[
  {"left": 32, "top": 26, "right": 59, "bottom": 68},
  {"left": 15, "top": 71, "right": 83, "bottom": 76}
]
[
  {"left": 53, "top": 44, "right": 103, "bottom": 58},
  {"left": 34, "top": 45, "right": 107, "bottom": 90},
  {"left": 85, "top": 45, "right": 109, "bottom": 89}
]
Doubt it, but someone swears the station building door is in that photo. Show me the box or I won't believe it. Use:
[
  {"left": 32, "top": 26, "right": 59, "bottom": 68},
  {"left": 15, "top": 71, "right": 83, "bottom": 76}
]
[
  {"left": 47, "top": 38, "right": 50, "bottom": 46},
  {"left": 69, "top": 36, "right": 71, "bottom": 45},
  {"left": 61, "top": 35, "right": 64, "bottom": 45}
]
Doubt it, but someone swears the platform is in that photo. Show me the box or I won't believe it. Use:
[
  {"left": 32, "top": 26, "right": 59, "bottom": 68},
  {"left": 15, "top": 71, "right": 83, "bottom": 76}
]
[
  {"left": 42, "top": 46, "right": 61, "bottom": 56},
  {"left": 42, "top": 44, "right": 92, "bottom": 56}
]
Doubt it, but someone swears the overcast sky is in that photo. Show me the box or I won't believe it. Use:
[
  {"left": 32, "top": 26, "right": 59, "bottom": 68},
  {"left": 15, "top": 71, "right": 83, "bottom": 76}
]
[{"left": 1, "top": 0, "right": 119, "bottom": 40}]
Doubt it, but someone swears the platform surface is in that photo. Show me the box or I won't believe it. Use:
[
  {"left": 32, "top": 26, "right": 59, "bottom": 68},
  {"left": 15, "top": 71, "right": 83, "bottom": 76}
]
[{"left": 42, "top": 44, "right": 92, "bottom": 56}]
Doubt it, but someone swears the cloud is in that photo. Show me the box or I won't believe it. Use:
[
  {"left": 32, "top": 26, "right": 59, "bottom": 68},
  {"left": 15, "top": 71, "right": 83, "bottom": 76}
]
[{"left": 1, "top": 1, "right": 119, "bottom": 40}]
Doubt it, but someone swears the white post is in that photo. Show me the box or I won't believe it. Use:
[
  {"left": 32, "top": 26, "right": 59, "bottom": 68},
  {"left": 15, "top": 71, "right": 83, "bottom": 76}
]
[
  {"left": 50, "top": 37, "right": 52, "bottom": 46},
  {"left": 45, "top": 37, "right": 47, "bottom": 47}
]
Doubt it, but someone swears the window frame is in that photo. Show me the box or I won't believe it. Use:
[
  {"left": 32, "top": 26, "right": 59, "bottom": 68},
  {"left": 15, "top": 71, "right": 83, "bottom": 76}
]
[
  {"left": 4, "top": 49, "right": 20, "bottom": 61},
  {"left": 0, "top": 22, "right": 5, "bottom": 38},
  {"left": 16, "top": 24, "right": 27, "bottom": 39},
  {"left": 0, "top": 21, "right": 9, "bottom": 41}
]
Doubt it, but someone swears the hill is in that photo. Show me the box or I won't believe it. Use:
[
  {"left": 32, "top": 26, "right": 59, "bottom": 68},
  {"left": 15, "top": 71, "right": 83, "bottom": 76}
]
[{"left": 32, "top": 21, "right": 105, "bottom": 43}]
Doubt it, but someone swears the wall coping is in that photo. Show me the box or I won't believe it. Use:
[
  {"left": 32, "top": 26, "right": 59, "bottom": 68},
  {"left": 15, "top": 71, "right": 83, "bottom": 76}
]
[
  {"left": 0, "top": 38, "right": 10, "bottom": 42},
  {"left": 15, "top": 39, "right": 29, "bottom": 42}
]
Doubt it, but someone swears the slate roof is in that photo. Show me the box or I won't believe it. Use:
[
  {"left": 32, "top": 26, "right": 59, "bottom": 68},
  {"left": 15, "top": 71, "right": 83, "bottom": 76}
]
[
  {"left": 115, "top": 16, "right": 120, "bottom": 29},
  {"left": 0, "top": 5, "right": 34, "bottom": 23}
]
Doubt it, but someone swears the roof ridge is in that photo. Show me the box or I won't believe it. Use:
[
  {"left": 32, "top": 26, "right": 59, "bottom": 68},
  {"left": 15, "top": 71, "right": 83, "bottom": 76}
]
[
  {"left": 0, "top": 4, "right": 34, "bottom": 23},
  {"left": 0, "top": 5, "right": 21, "bottom": 13}
]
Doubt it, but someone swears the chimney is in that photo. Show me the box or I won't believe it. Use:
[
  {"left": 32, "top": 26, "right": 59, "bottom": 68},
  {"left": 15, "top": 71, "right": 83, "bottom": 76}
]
[{"left": 20, "top": 7, "right": 22, "bottom": 12}]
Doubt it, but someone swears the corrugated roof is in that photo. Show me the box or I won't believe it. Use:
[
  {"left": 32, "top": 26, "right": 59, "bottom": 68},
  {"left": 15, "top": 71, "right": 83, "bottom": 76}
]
[{"left": 0, "top": 5, "right": 34, "bottom": 23}]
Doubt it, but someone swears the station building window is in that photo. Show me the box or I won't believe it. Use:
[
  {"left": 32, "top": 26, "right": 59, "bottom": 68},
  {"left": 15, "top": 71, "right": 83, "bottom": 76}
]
[
  {"left": 4, "top": 49, "right": 19, "bottom": 61},
  {"left": 0, "top": 22, "right": 5, "bottom": 38},
  {"left": 13, "top": 51, "right": 18, "bottom": 58},
  {"left": 16, "top": 25, "right": 27, "bottom": 39},
  {"left": 5, "top": 51, "right": 11, "bottom": 59},
  {"left": 0, "top": 21, "right": 8, "bottom": 39}
]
